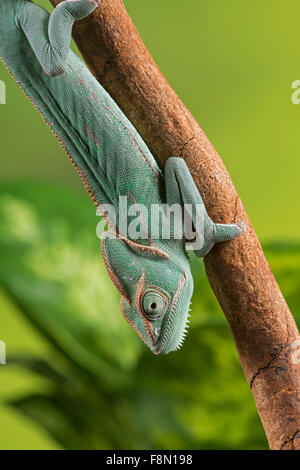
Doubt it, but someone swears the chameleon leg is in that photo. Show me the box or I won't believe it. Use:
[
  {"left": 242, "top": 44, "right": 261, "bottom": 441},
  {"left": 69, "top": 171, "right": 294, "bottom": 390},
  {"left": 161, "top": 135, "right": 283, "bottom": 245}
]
[
  {"left": 164, "top": 157, "right": 245, "bottom": 257},
  {"left": 19, "top": 0, "right": 101, "bottom": 76}
]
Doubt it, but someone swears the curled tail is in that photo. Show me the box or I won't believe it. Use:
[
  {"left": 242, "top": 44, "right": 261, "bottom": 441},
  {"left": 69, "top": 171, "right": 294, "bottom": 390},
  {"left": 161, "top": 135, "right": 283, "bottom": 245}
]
[{"left": 19, "top": 0, "right": 101, "bottom": 77}]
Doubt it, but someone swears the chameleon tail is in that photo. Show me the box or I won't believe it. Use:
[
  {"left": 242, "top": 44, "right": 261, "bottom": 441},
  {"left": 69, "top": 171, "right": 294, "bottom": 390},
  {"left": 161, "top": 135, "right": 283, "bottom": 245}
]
[
  {"left": 54, "top": 0, "right": 101, "bottom": 21},
  {"left": 19, "top": 0, "right": 101, "bottom": 77}
]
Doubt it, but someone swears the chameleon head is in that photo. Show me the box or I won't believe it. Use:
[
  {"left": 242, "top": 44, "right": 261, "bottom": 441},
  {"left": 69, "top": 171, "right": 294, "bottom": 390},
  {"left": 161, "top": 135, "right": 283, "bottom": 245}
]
[{"left": 101, "top": 232, "right": 194, "bottom": 354}]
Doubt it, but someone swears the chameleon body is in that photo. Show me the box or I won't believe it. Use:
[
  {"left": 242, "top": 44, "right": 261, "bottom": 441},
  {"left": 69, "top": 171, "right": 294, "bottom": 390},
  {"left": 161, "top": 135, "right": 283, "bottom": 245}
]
[{"left": 0, "top": 0, "right": 245, "bottom": 354}]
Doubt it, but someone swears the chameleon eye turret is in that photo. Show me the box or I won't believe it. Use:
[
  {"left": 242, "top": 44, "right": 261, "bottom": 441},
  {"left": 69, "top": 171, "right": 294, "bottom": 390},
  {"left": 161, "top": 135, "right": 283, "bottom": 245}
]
[{"left": 141, "top": 291, "right": 168, "bottom": 320}]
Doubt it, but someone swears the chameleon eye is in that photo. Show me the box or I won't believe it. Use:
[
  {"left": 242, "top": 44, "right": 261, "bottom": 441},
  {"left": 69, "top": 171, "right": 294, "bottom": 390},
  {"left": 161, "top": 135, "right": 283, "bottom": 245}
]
[{"left": 142, "top": 291, "right": 167, "bottom": 320}]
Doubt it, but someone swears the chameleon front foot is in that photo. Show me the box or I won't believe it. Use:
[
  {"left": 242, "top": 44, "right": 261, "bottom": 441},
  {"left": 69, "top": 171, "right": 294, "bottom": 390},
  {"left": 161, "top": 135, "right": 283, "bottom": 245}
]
[
  {"left": 193, "top": 221, "right": 246, "bottom": 257},
  {"left": 164, "top": 157, "right": 246, "bottom": 258}
]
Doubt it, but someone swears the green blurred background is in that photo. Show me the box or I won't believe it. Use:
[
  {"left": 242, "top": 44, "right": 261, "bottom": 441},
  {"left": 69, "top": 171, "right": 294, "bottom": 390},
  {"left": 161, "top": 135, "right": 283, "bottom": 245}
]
[{"left": 0, "top": 0, "right": 299, "bottom": 450}]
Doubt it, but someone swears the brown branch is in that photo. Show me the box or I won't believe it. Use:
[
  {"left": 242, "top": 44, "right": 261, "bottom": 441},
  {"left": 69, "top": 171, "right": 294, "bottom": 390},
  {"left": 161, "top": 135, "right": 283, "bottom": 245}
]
[{"left": 50, "top": 0, "right": 300, "bottom": 449}]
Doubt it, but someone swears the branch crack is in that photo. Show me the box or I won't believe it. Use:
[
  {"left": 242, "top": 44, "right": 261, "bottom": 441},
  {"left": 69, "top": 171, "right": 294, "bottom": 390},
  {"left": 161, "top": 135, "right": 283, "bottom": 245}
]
[
  {"left": 232, "top": 195, "right": 240, "bottom": 223},
  {"left": 250, "top": 341, "right": 289, "bottom": 389},
  {"left": 280, "top": 429, "right": 300, "bottom": 450},
  {"left": 179, "top": 137, "right": 195, "bottom": 158}
]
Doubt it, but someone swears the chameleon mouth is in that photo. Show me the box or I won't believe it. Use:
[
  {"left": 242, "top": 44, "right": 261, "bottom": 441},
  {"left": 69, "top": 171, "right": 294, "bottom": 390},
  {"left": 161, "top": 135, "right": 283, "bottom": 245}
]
[
  {"left": 152, "top": 307, "right": 191, "bottom": 354},
  {"left": 120, "top": 296, "right": 149, "bottom": 347},
  {"left": 120, "top": 277, "right": 192, "bottom": 355},
  {"left": 118, "top": 260, "right": 193, "bottom": 355},
  {"left": 151, "top": 272, "right": 191, "bottom": 355}
]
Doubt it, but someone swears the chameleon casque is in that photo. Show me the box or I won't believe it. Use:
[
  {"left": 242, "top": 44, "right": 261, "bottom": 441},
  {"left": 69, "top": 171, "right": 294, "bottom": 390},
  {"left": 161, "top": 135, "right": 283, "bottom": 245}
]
[{"left": 0, "top": 0, "right": 245, "bottom": 354}]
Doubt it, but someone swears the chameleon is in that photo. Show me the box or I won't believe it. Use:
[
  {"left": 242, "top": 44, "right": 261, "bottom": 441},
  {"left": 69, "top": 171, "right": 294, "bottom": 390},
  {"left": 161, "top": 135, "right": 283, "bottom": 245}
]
[{"left": 0, "top": 0, "right": 245, "bottom": 354}]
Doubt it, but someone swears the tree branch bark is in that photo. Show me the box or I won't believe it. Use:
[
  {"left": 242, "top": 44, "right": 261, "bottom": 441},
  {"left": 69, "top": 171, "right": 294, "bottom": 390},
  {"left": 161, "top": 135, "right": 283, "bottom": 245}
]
[{"left": 50, "top": 0, "right": 300, "bottom": 449}]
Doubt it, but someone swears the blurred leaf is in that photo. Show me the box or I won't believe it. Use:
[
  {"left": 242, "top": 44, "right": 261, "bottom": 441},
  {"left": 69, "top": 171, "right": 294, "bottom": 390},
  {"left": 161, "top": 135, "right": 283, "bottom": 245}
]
[
  {"left": 0, "top": 183, "right": 142, "bottom": 386},
  {"left": 7, "top": 356, "right": 68, "bottom": 385},
  {"left": 264, "top": 241, "right": 300, "bottom": 325}
]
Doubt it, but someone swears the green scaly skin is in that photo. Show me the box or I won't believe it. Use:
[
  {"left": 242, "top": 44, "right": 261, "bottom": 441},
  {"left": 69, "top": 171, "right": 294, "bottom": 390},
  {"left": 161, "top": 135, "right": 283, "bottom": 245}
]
[{"left": 0, "top": 0, "right": 245, "bottom": 354}]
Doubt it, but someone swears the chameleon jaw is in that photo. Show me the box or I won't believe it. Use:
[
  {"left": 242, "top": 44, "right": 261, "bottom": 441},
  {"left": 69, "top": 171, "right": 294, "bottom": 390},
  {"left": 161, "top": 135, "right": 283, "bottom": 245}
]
[
  {"left": 120, "top": 274, "right": 163, "bottom": 353},
  {"left": 152, "top": 273, "right": 192, "bottom": 355},
  {"left": 120, "top": 289, "right": 192, "bottom": 355},
  {"left": 153, "top": 304, "right": 191, "bottom": 354}
]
